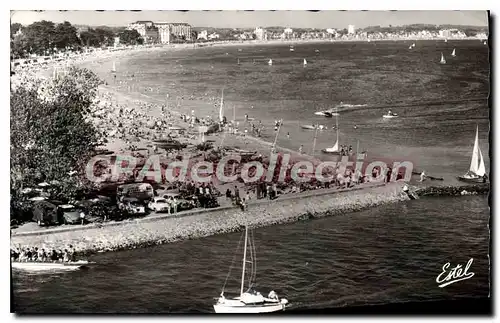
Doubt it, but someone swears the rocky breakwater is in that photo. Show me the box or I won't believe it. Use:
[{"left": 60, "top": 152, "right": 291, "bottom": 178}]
[
  {"left": 414, "top": 183, "right": 490, "bottom": 197},
  {"left": 11, "top": 182, "right": 409, "bottom": 254}
]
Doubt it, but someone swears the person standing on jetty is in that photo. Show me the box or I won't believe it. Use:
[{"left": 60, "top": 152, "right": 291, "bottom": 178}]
[{"left": 234, "top": 186, "right": 240, "bottom": 200}]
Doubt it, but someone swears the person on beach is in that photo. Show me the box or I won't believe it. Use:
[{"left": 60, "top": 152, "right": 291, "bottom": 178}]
[
  {"left": 287, "top": 132, "right": 290, "bottom": 139},
  {"left": 419, "top": 170, "right": 426, "bottom": 182},
  {"left": 299, "top": 145, "right": 303, "bottom": 154}
]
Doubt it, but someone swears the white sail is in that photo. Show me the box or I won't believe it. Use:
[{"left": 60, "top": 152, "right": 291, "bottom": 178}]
[
  {"left": 303, "top": 59, "right": 307, "bottom": 65},
  {"left": 324, "top": 107, "right": 339, "bottom": 152},
  {"left": 477, "top": 148, "right": 486, "bottom": 176},
  {"left": 469, "top": 126, "right": 485, "bottom": 176},
  {"left": 440, "top": 53, "right": 446, "bottom": 64},
  {"left": 219, "top": 89, "right": 224, "bottom": 122},
  {"left": 451, "top": 49, "right": 456, "bottom": 57},
  {"left": 112, "top": 61, "right": 116, "bottom": 72},
  {"left": 268, "top": 59, "right": 273, "bottom": 66}
]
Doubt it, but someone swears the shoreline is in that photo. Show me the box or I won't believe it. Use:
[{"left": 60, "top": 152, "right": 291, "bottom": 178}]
[{"left": 10, "top": 182, "right": 488, "bottom": 254}]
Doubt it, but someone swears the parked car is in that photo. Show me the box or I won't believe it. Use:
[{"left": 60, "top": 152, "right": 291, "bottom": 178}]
[
  {"left": 32, "top": 200, "right": 59, "bottom": 226},
  {"left": 118, "top": 197, "right": 147, "bottom": 215},
  {"left": 117, "top": 183, "right": 154, "bottom": 202},
  {"left": 148, "top": 197, "right": 170, "bottom": 212},
  {"left": 58, "top": 204, "right": 85, "bottom": 225}
]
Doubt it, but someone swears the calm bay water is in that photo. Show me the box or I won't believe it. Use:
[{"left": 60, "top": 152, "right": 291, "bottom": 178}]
[
  {"left": 103, "top": 40, "right": 489, "bottom": 183},
  {"left": 12, "top": 195, "right": 490, "bottom": 313},
  {"left": 11, "top": 41, "right": 490, "bottom": 313}
]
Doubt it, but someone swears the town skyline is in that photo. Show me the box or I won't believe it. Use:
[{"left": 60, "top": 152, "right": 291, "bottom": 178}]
[{"left": 11, "top": 10, "right": 488, "bottom": 29}]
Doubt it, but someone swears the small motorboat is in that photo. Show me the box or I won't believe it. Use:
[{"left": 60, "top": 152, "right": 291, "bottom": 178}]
[
  {"left": 382, "top": 111, "right": 398, "bottom": 119},
  {"left": 314, "top": 110, "right": 338, "bottom": 118},
  {"left": 301, "top": 125, "right": 316, "bottom": 130},
  {"left": 12, "top": 260, "right": 93, "bottom": 271}
]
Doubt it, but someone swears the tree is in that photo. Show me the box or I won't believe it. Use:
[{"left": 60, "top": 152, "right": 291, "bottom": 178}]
[
  {"left": 10, "top": 23, "right": 22, "bottom": 39},
  {"left": 22, "top": 20, "right": 56, "bottom": 55},
  {"left": 11, "top": 67, "right": 103, "bottom": 221},
  {"left": 53, "top": 21, "right": 80, "bottom": 50},
  {"left": 117, "top": 29, "right": 143, "bottom": 45}
]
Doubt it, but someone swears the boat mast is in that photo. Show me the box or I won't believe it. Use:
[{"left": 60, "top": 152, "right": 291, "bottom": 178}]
[
  {"left": 311, "top": 125, "right": 318, "bottom": 155},
  {"left": 271, "top": 119, "right": 283, "bottom": 153},
  {"left": 240, "top": 226, "right": 248, "bottom": 297},
  {"left": 336, "top": 106, "right": 339, "bottom": 144}
]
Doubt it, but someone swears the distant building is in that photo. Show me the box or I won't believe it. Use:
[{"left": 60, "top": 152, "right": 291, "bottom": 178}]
[
  {"left": 113, "top": 37, "right": 120, "bottom": 47},
  {"left": 197, "top": 30, "right": 208, "bottom": 40},
  {"left": 144, "top": 26, "right": 159, "bottom": 43},
  {"left": 155, "top": 23, "right": 171, "bottom": 44},
  {"left": 348, "top": 25, "right": 356, "bottom": 35},
  {"left": 208, "top": 32, "right": 220, "bottom": 40},
  {"left": 254, "top": 27, "right": 267, "bottom": 41},
  {"left": 326, "top": 28, "right": 336, "bottom": 34},
  {"left": 127, "top": 21, "right": 154, "bottom": 37},
  {"left": 169, "top": 23, "right": 192, "bottom": 41},
  {"left": 128, "top": 21, "right": 192, "bottom": 43}
]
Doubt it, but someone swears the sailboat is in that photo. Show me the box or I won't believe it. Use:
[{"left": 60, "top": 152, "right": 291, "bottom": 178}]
[
  {"left": 237, "top": 58, "right": 240, "bottom": 65},
  {"left": 213, "top": 226, "right": 289, "bottom": 313},
  {"left": 439, "top": 52, "right": 446, "bottom": 64},
  {"left": 219, "top": 89, "right": 224, "bottom": 123},
  {"left": 458, "top": 126, "right": 487, "bottom": 183},
  {"left": 268, "top": 59, "right": 273, "bottom": 66},
  {"left": 290, "top": 45, "right": 295, "bottom": 52},
  {"left": 322, "top": 107, "right": 341, "bottom": 154},
  {"left": 111, "top": 61, "right": 116, "bottom": 73},
  {"left": 303, "top": 59, "right": 307, "bottom": 66},
  {"left": 451, "top": 48, "right": 456, "bottom": 57}
]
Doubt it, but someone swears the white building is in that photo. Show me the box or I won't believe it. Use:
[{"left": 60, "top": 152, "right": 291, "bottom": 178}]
[
  {"left": 254, "top": 27, "right": 267, "bottom": 41},
  {"left": 127, "top": 21, "right": 154, "bottom": 37},
  {"left": 348, "top": 25, "right": 356, "bottom": 34},
  {"left": 208, "top": 33, "right": 220, "bottom": 40},
  {"left": 197, "top": 30, "right": 208, "bottom": 40},
  {"left": 284, "top": 27, "right": 293, "bottom": 34},
  {"left": 326, "top": 28, "right": 336, "bottom": 34},
  {"left": 155, "top": 23, "right": 171, "bottom": 44}
]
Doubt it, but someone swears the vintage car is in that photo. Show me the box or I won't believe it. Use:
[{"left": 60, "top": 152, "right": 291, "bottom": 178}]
[
  {"left": 147, "top": 197, "right": 170, "bottom": 213},
  {"left": 118, "top": 197, "right": 147, "bottom": 215}
]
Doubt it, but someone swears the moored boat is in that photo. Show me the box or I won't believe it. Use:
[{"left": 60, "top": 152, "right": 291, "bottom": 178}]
[
  {"left": 382, "top": 110, "right": 398, "bottom": 119},
  {"left": 458, "top": 125, "right": 487, "bottom": 183},
  {"left": 12, "top": 260, "right": 93, "bottom": 271},
  {"left": 321, "top": 107, "right": 341, "bottom": 154},
  {"left": 213, "top": 226, "right": 289, "bottom": 313}
]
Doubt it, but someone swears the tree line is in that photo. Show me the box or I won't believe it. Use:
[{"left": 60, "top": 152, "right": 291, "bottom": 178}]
[
  {"left": 11, "top": 20, "right": 143, "bottom": 59},
  {"left": 11, "top": 67, "right": 104, "bottom": 223}
]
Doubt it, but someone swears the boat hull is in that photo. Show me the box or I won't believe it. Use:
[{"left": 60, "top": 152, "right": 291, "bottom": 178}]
[
  {"left": 12, "top": 261, "right": 91, "bottom": 271},
  {"left": 382, "top": 115, "right": 398, "bottom": 119},
  {"left": 301, "top": 125, "right": 316, "bottom": 130},
  {"left": 214, "top": 302, "right": 286, "bottom": 313},
  {"left": 321, "top": 149, "right": 340, "bottom": 154},
  {"left": 458, "top": 176, "right": 486, "bottom": 183}
]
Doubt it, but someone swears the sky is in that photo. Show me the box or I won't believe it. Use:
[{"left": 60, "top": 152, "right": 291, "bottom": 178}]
[{"left": 11, "top": 10, "right": 488, "bottom": 29}]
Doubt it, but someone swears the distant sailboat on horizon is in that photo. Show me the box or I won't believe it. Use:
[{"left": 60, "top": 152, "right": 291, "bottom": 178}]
[
  {"left": 440, "top": 52, "right": 446, "bottom": 64},
  {"left": 268, "top": 59, "right": 273, "bottom": 66},
  {"left": 451, "top": 48, "right": 456, "bottom": 57},
  {"left": 303, "top": 59, "right": 307, "bottom": 66},
  {"left": 237, "top": 58, "right": 240, "bottom": 65}
]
